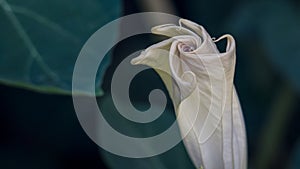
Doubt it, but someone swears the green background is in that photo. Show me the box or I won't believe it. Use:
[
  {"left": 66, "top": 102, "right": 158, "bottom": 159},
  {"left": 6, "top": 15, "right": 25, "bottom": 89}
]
[{"left": 1, "top": 0, "right": 300, "bottom": 169}]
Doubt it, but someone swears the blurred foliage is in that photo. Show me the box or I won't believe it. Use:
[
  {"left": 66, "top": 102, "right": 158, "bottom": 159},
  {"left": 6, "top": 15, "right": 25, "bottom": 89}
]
[
  {"left": 226, "top": 1, "right": 300, "bottom": 92},
  {"left": 0, "top": 0, "right": 121, "bottom": 95},
  {"left": 98, "top": 94, "right": 195, "bottom": 169},
  {"left": 289, "top": 139, "right": 300, "bottom": 169}
]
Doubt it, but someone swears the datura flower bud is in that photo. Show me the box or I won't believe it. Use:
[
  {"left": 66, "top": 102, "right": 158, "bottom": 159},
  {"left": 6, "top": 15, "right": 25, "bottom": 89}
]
[{"left": 131, "top": 19, "right": 247, "bottom": 169}]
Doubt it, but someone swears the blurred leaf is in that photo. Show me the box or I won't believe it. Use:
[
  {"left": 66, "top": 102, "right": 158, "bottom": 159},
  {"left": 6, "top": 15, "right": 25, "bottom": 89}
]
[
  {"left": 0, "top": 0, "right": 121, "bottom": 95},
  {"left": 98, "top": 94, "right": 195, "bottom": 169},
  {"left": 259, "top": 1, "right": 300, "bottom": 92},
  {"left": 289, "top": 139, "right": 300, "bottom": 169},
  {"left": 227, "top": 1, "right": 300, "bottom": 92}
]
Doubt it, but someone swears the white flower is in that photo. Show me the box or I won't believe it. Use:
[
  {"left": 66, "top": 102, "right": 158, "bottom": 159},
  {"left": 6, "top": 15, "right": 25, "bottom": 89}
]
[{"left": 131, "top": 19, "right": 247, "bottom": 169}]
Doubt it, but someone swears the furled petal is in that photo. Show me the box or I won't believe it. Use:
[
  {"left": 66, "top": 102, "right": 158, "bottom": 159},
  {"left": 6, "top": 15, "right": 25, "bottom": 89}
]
[{"left": 131, "top": 19, "right": 247, "bottom": 169}]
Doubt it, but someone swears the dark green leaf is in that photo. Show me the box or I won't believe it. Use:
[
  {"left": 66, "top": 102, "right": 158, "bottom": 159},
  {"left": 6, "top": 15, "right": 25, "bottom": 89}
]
[{"left": 0, "top": 0, "right": 122, "bottom": 95}]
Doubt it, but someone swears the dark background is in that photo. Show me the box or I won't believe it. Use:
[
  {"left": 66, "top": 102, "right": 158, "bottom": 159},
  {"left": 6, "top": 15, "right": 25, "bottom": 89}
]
[{"left": 1, "top": 0, "right": 300, "bottom": 168}]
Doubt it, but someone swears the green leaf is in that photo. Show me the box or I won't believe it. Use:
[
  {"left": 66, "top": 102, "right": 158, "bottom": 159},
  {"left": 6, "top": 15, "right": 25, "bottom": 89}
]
[{"left": 0, "top": 0, "right": 122, "bottom": 95}]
